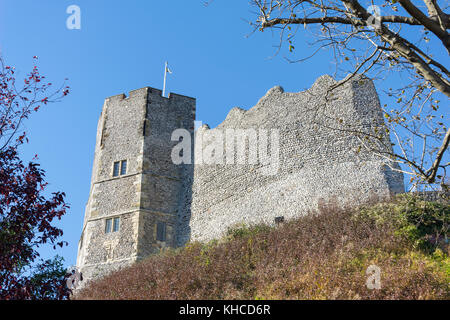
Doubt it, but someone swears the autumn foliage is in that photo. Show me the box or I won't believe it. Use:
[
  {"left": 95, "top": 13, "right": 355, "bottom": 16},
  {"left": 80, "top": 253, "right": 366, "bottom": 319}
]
[
  {"left": 0, "top": 56, "right": 70, "bottom": 299},
  {"left": 76, "top": 195, "right": 449, "bottom": 300}
]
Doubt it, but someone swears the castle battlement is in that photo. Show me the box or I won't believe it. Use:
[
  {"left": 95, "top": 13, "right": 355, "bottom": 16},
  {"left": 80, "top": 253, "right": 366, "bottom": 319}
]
[{"left": 105, "top": 87, "right": 197, "bottom": 101}]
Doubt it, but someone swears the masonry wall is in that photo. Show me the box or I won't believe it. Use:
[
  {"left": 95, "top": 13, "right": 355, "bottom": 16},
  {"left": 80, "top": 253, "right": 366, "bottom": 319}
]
[
  {"left": 76, "top": 89, "right": 148, "bottom": 282},
  {"left": 76, "top": 87, "right": 195, "bottom": 283},
  {"left": 138, "top": 90, "right": 195, "bottom": 256},
  {"left": 181, "top": 75, "right": 405, "bottom": 243}
]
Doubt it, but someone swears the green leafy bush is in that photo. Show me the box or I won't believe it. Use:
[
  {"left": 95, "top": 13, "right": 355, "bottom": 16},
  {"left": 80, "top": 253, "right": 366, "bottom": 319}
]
[
  {"left": 357, "top": 194, "right": 449, "bottom": 252},
  {"left": 226, "top": 223, "right": 272, "bottom": 240}
]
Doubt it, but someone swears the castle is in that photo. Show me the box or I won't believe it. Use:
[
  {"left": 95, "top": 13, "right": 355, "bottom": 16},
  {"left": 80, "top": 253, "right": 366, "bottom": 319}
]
[{"left": 76, "top": 75, "right": 405, "bottom": 283}]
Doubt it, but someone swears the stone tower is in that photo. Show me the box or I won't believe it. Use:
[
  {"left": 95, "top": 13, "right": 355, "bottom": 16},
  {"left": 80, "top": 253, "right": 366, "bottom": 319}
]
[{"left": 76, "top": 87, "right": 195, "bottom": 282}]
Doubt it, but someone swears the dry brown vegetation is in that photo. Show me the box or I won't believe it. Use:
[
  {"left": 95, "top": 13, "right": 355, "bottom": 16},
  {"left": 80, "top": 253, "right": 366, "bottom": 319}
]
[{"left": 76, "top": 194, "right": 449, "bottom": 300}]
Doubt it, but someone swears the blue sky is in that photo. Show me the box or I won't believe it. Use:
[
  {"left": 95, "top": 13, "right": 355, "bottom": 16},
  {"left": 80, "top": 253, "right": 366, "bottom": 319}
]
[{"left": 0, "top": 1, "right": 447, "bottom": 267}]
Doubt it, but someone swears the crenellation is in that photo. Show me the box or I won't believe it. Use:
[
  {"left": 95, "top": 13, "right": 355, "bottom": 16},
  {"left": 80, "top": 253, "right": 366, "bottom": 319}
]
[
  {"left": 128, "top": 87, "right": 150, "bottom": 98},
  {"left": 168, "top": 92, "right": 197, "bottom": 103},
  {"left": 106, "top": 93, "right": 126, "bottom": 102},
  {"left": 147, "top": 87, "right": 164, "bottom": 98}
]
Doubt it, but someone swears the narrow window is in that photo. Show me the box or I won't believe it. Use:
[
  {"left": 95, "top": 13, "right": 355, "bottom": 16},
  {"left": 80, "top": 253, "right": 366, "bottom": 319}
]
[
  {"left": 113, "top": 161, "right": 120, "bottom": 177},
  {"left": 143, "top": 120, "right": 147, "bottom": 136},
  {"left": 156, "top": 222, "right": 166, "bottom": 241},
  {"left": 120, "top": 160, "right": 127, "bottom": 175},
  {"left": 113, "top": 217, "right": 120, "bottom": 232},
  {"left": 105, "top": 218, "right": 112, "bottom": 233}
]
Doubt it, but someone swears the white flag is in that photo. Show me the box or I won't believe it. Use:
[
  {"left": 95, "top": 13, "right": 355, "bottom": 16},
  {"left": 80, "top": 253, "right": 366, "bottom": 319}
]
[{"left": 166, "top": 64, "right": 172, "bottom": 74}]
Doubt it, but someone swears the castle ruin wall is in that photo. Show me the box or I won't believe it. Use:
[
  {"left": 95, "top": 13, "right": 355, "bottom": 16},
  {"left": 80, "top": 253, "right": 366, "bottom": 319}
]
[{"left": 180, "top": 75, "right": 405, "bottom": 243}]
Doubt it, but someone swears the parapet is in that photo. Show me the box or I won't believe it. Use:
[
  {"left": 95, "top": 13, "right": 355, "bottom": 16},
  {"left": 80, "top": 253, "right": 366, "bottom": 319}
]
[
  {"left": 104, "top": 87, "right": 196, "bottom": 103},
  {"left": 105, "top": 93, "right": 127, "bottom": 102},
  {"left": 168, "top": 92, "right": 196, "bottom": 102}
]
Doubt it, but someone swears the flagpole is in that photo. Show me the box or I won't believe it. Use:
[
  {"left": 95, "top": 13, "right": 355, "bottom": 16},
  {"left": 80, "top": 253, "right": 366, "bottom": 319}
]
[{"left": 163, "top": 61, "right": 168, "bottom": 97}]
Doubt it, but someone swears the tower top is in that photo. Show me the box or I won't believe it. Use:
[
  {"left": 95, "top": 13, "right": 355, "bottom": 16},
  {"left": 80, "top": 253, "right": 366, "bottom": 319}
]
[{"left": 104, "top": 86, "right": 195, "bottom": 103}]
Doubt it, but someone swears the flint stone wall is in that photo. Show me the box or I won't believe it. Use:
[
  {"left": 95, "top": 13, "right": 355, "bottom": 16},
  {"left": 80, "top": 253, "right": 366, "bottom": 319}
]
[{"left": 178, "top": 75, "right": 405, "bottom": 244}]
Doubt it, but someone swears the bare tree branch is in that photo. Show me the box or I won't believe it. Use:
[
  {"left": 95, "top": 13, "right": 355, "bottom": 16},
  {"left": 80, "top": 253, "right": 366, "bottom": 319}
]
[
  {"left": 249, "top": 0, "right": 449, "bottom": 189},
  {"left": 398, "top": 0, "right": 450, "bottom": 52}
]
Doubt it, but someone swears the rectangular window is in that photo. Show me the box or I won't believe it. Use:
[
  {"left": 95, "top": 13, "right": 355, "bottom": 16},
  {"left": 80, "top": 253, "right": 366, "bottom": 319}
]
[
  {"left": 120, "top": 160, "right": 127, "bottom": 175},
  {"left": 113, "top": 161, "right": 120, "bottom": 177},
  {"left": 113, "top": 217, "right": 120, "bottom": 232},
  {"left": 105, "top": 218, "right": 112, "bottom": 233},
  {"left": 113, "top": 160, "right": 127, "bottom": 177},
  {"left": 156, "top": 222, "right": 166, "bottom": 242}
]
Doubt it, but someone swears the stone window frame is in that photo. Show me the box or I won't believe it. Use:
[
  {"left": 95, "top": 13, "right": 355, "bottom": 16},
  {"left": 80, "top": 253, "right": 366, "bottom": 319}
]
[
  {"left": 112, "top": 159, "right": 128, "bottom": 177},
  {"left": 105, "top": 216, "right": 121, "bottom": 234}
]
